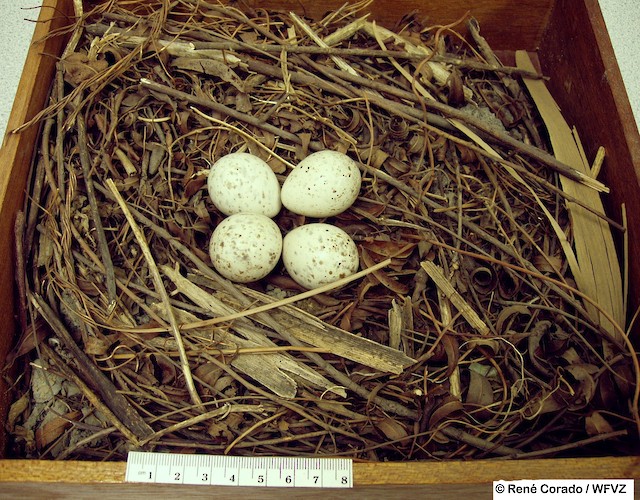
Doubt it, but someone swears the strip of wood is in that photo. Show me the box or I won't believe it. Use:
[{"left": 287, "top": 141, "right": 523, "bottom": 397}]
[
  {"left": 516, "top": 50, "right": 624, "bottom": 344},
  {"left": 421, "top": 261, "right": 490, "bottom": 335}
]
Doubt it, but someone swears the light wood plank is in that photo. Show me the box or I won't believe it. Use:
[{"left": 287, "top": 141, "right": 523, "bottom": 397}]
[{"left": 1, "top": 457, "right": 638, "bottom": 485}]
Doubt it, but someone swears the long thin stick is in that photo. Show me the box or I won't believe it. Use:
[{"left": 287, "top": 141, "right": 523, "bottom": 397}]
[
  {"left": 77, "top": 113, "right": 117, "bottom": 305},
  {"left": 105, "top": 178, "right": 203, "bottom": 410},
  {"left": 13, "top": 211, "right": 28, "bottom": 335},
  {"left": 84, "top": 21, "right": 545, "bottom": 78},
  {"left": 139, "top": 405, "right": 263, "bottom": 447},
  {"left": 440, "top": 426, "right": 521, "bottom": 456},
  {"left": 497, "top": 430, "right": 628, "bottom": 460},
  {"left": 313, "top": 63, "right": 607, "bottom": 192}
]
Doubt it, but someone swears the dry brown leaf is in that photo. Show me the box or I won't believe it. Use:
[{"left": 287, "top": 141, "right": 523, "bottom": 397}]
[
  {"left": 214, "top": 375, "right": 236, "bottom": 395},
  {"left": 429, "top": 397, "right": 464, "bottom": 429},
  {"left": 466, "top": 369, "right": 494, "bottom": 409},
  {"left": 7, "top": 393, "right": 30, "bottom": 432},
  {"left": 35, "top": 411, "right": 81, "bottom": 449},
  {"left": 172, "top": 57, "right": 245, "bottom": 91},
  {"left": 585, "top": 411, "right": 614, "bottom": 436},
  {"left": 207, "top": 420, "right": 234, "bottom": 441},
  {"left": 495, "top": 304, "right": 530, "bottom": 333},
  {"left": 155, "top": 353, "right": 177, "bottom": 385},
  {"left": 62, "top": 51, "right": 109, "bottom": 87},
  {"left": 561, "top": 347, "right": 583, "bottom": 365},
  {"left": 194, "top": 363, "right": 223, "bottom": 389},
  {"left": 523, "top": 391, "right": 564, "bottom": 418},
  {"left": 8, "top": 319, "right": 48, "bottom": 361},
  {"left": 361, "top": 247, "right": 410, "bottom": 294},
  {"left": 465, "top": 338, "right": 501, "bottom": 354},
  {"left": 235, "top": 93, "right": 252, "bottom": 113},
  {"left": 266, "top": 156, "right": 287, "bottom": 174},
  {"left": 442, "top": 334, "right": 460, "bottom": 379},
  {"left": 533, "top": 253, "right": 563, "bottom": 274},
  {"left": 277, "top": 419, "right": 290, "bottom": 432},
  {"left": 527, "top": 320, "right": 551, "bottom": 375},
  {"left": 612, "top": 363, "right": 635, "bottom": 398},
  {"left": 358, "top": 146, "right": 389, "bottom": 169},
  {"left": 362, "top": 240, "right": 416, "bottom": 259},
  {"left": 183, "top": 176, "right": 206, "bottom": 198},
  {"left": 83, "top": 336, "right": 110, "bottom": 356},
  {"left": 376, "top": 416, "right": 409, "bottom": 443},
  {"left": 565, "top": 364, "right": 599, "bottom": 409}
]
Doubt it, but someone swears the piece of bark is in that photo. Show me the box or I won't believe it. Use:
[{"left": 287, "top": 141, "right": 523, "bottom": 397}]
[{"left": 161, "top": 267, "right": 347, "bottom": 397}]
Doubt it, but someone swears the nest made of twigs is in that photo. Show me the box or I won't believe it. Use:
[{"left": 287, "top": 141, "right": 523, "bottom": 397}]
[{"left": 6, "top": 0, "right": 638, "bottom": 461}]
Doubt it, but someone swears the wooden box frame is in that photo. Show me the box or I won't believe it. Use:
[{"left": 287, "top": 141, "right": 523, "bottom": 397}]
[{"left": 0, "top": 0, "right": 638, "bottom": 496}]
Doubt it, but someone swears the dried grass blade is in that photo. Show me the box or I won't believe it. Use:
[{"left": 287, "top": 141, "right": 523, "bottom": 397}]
[
  {"left": 289, "top": 12, "right": 358, "bottom": 76},
  {"left": 140, "top": 405, "right": 264, "bottom": 447},
  {"left": 182, "top": 256, "right": 396, "bottom": 328},
  {"left": 388, "top": 300, "right": 403, "bottom": 350},
  {"left": 516, "top": 51, "right": 624, "bottom": 341},
  {"left": 323, "top": 14, "right": 369, "bottom": 46},
  {"left": 421, "top": 261, "right": 489, "bottom": 335},
  {"left": 367, "top": 21, "right": 436, "bottom": 102}
]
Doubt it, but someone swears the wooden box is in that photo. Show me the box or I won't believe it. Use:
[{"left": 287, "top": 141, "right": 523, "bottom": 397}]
[{"left": 0, "top": 0, "right": 638, "bottom": 496}]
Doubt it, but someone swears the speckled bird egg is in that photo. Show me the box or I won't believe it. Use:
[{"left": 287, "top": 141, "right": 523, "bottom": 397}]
[
  {"left": 281, "top": 150, "right": 361, "bottom": 217},
  {"left": 208, "top": 152, "right": 281, "bottom": 217},
  {"left": 283, "top": 223, "right": 359, "bottom": 289},
  {"left": 209, "top": 213, "right": 282, "bottom": 283}
]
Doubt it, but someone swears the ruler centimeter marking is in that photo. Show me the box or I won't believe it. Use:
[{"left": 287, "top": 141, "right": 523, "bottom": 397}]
[{"left": 125, "top": 451, "right": 353, "bottom": 488}]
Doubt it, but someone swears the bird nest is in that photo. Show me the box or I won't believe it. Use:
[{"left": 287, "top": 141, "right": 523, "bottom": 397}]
[{"left": 6, "top": 0, "right": 638, "bottom": 461}]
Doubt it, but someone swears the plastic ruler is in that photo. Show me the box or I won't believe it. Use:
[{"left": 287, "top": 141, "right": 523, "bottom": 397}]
[{"left": 125, "top": 451, "right": 353, "bottom": 488}]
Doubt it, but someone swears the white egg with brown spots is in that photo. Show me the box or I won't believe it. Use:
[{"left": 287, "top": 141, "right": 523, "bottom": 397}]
[
  {"left": 208, "top": 152, "right": 281, "bottom": 217},
  {"left": 283, "top": 223, "right": 359, "bottom": 289},
  {"left": 209, "top": 213, "right": 282, "bottom": 283},
  {"left": 281, "top": 150, "right": 361, "bottom": 217}
]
